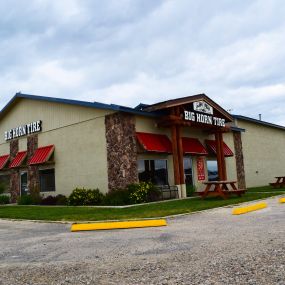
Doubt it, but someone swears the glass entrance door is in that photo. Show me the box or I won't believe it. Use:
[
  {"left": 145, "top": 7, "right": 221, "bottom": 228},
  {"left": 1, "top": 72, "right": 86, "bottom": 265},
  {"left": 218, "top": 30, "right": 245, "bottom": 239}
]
[
  {"left": 184, "top": 157, "right": 194, "bottom": 197},
  {"left": 183, "top": 157, "right": 193, "bottom": 186},
  {"left": 20, "top": 172, "right": 28, "bottom": 196}
]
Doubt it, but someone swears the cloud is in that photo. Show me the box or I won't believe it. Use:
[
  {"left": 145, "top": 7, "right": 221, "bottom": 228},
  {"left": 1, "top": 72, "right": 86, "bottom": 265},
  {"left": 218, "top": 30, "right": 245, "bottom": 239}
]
[{"left": 0, "top": 0, "right": 285, "bottom": 125}]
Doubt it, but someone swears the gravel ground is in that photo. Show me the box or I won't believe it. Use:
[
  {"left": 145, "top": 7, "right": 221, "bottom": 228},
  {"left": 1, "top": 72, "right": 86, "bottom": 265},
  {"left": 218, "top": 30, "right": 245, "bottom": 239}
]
[{"left": 0, "top": 196, "right": 284, "bottom": 285}]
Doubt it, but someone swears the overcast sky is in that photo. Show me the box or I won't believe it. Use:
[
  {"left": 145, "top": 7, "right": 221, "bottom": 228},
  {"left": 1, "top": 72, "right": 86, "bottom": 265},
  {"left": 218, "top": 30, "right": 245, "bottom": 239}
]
[{"left": 0, "top": 0, "right": 285, "bottom": 124}]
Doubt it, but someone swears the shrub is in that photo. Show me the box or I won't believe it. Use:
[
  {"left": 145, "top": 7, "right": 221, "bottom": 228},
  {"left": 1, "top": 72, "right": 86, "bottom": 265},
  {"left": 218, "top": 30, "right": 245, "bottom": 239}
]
[
  {"left": 128, "top": 182, "right": 160, "bottom": 204},
  {"left": 55, "top": 194, "right": 68, "bottom": 205},
  {"left": 103, "top": 189, "right": 131, "bottom": 205},
  {"left": 19, "top": 185, "right": 42, "bottom": 205},
  {"left": 17, "top": 194, "right": 42, "bottom": 205},
  {"left": 68, "top": 188, "right": 104, "bottom": 206},
  {"left": 40, "top": 194, "right": 68, "bottom": 206},
  {"left": 0, "top": 195, "right": 10, "bottom": 204},
  {"left": 41, "top": 195, "right": 57, "bottom": 205}
]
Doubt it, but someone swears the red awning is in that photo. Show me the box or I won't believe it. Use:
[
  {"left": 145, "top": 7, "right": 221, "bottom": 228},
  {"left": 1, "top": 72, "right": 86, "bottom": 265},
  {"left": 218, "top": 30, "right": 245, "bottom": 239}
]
[
  {"left": 182, "top": 138, "right": 208, "bottom": 155},
  {"left": 136, "top": 132, "right": 172, "bottom": 153},
  {"left": 0, "top": 154, "right": 10, "bottom": 170},
  {"left": 9, "top": 151, "right": 27, "bottom": 168},
  {"left": 29, "top": 145, "right": 55, "bottom": 165},
  {"left": 205, "top": 140, "right": 234, "bottom": 157}
]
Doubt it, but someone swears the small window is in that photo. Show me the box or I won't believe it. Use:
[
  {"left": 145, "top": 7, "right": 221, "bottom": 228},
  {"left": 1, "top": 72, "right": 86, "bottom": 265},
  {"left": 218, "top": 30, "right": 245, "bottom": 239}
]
[
  {"left": 138, "top": 159, "right": 168, "bottom": 185},
  {"left": 207, "top": 160, "right": 219, "bottom": 181},
  {"left": 0, "top": 175, "right": 10, "bottom": 193},
  {"left": 40, "top": 169, "right": 55, "bottom": 192}
]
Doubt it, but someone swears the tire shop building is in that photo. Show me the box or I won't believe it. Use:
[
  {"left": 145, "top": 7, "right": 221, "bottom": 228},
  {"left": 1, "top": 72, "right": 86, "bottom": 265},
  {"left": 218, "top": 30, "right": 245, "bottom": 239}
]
[{"left": 0, "top": 92, "right": 283, "bottom": 201}]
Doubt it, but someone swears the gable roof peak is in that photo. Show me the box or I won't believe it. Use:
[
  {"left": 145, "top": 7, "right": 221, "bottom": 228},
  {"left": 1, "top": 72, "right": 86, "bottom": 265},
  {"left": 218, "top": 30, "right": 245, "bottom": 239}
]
[{"left": 143, "top": 93, "right": 233, "bottom": 122}]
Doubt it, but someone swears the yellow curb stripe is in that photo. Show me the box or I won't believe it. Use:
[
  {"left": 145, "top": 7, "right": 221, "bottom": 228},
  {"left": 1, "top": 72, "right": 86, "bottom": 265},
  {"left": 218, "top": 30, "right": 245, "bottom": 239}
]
[
  {"left": 279, "top": 197, "right": 285, "bottom": 203},
  {"left": 71, "top": 219, "right": 167, "bottom": 232},
  {"left": 232, "top": 202, "right": 267, "bottom": 215}
]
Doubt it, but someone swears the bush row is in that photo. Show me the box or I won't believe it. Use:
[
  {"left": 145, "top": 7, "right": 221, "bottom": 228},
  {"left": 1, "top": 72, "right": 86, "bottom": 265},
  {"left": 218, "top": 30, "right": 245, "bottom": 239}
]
[
  {"left": 17, "top": 194, "right": 68, "bottom": 205},
  {"left": 0, "top": 195, "right": 10, "bottom": 204},
  {"left": 17, "top": 182, "right": 160, "bottom": 206},
  {"left": 0, "top": 183, "right": 9, "bottom": 204}
]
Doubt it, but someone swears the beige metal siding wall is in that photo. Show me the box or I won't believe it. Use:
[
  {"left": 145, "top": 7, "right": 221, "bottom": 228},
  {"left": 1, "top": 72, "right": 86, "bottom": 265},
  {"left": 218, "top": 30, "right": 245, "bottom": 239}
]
[
  {"left": 0, "top": 140, "right": 9, "bottom": 154},
  {"left": 0, "top": 99, "right": 113, "bottom": 195},
  {"left": 236, "top": 120, "right": 285, "bottom": 187}
]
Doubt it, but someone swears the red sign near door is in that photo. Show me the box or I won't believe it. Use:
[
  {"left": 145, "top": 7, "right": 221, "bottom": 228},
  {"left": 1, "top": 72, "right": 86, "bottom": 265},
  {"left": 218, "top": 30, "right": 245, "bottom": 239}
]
[{"left": 197, "top": 157, "right": 205, "bottom": 181}]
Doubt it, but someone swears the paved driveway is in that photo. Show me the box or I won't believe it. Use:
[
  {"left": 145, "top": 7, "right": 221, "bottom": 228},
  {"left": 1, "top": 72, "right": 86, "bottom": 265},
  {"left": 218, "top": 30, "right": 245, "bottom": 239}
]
[{"left": 0, "top": 196, "right": 284, "bottom": 285}]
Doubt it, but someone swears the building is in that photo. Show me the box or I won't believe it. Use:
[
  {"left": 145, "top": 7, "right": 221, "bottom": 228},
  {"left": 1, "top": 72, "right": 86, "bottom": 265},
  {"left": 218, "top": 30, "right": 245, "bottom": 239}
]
[
  {"left": 0, "top": 93, "right": 283, "bottom": 202},
  {"left": 233, "top": 115, "right": 285, "bottom": 187}
]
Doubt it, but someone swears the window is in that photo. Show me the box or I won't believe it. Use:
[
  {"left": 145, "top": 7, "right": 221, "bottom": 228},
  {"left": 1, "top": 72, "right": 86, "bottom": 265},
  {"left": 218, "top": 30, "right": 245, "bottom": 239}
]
[
  {"left": 0, "top": 175, "right": 10, "bottom": 193},
  {"left": 138, "top": 159, "right": 168, "bottom": 185},
  {"left": 40, "top": 169, "right": 55, "bottom": 192},
  {"left": 207, "top": 160, "right": 219, "bottom": 181}
]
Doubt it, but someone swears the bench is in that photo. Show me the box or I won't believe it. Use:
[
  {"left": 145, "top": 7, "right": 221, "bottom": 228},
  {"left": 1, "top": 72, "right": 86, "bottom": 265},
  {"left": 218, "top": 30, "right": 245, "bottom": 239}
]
[{"left": 157, "top": 185, "right": 179, "bottom": 200}]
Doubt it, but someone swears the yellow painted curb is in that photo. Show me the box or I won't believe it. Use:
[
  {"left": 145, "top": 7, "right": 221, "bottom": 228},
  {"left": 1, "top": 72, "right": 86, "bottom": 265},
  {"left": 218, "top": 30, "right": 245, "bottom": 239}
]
[
  {"left": 279, "top": 197, "right": 285, "bottom": 203},
  {"left": 232, "top": 202, "right": 267, "bottom": 215},
  {"left": 71, "top": 219, "right": 167, "bottom": 232}
]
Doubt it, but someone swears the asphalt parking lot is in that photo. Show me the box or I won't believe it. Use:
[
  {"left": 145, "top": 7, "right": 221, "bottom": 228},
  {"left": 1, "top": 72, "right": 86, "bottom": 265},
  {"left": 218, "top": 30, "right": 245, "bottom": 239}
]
[{"left": 0, "top": 196, "right": 284, "bottom": 285}]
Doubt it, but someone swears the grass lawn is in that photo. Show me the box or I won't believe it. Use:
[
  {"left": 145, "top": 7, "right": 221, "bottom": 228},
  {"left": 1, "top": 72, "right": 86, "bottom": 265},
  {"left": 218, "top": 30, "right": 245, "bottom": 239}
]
[
  {"left": 246, "top": 185, "right": 285, "bottom": 192},
  {"left": 0, "top": 191, "right": 284, "bottom": 222}
]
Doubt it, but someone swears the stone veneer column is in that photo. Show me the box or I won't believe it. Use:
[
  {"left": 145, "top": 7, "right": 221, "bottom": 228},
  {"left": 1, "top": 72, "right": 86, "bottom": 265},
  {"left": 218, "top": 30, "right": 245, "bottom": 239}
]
[
  {"left": 105, "top": 112, "right": 138, "bottom": 191},
  {"left": 233, "top": 132, "right": 246, "bottom": 189},
  {"left": 27, "top": 135, "right": 40, "bottom": 193},
  {"left": 10, "top": 140, "right": 19, "bottom": 202}
]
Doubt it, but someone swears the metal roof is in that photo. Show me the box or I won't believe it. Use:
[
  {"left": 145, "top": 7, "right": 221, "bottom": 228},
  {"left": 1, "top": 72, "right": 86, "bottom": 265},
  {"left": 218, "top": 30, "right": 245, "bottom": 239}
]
[
  {"left": 29, "top": 145, "right": 55, "bottom": 165},
  {"left": 233, "top": 115, "right": 285, "bottom": 131},
  {"left": 0, "top": 93, "right": 265, "bottom": 134},
  {"left": 9, "top": 150, "right": 27, "bottom": 168},
  {"left": 205, "top": 140, "right": 234, "bottom": 157},
  {"left": 230, "top": 126, "right": 246, "bottom": 132},
  {"left": 0, "top": 93, "right": 159, "bottom": 120}
]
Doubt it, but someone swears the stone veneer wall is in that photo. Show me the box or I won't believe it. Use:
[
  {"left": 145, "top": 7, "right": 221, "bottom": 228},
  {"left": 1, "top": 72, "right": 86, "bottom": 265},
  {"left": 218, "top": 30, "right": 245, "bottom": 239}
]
[
  {"left": 233, "top": 132, "right": 246, "bottom": 189},
  {"left": 10, "top": 140, "right": 19, "bottom": 202},
  {"left": 105, "top": 112, "right": 138, "bottom": 191},
  {"left": 27, "top": 135, "right": 39, "bottom": 192}
]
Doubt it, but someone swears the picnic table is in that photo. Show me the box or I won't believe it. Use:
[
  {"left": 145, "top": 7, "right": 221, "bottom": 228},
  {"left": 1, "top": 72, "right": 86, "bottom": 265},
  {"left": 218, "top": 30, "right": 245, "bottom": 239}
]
[
  {"left": 199, "top": 180, "right": 246, "bottom": 199},
  {"left": 269, "top": 176, "right": 285, "bottom": 188}
]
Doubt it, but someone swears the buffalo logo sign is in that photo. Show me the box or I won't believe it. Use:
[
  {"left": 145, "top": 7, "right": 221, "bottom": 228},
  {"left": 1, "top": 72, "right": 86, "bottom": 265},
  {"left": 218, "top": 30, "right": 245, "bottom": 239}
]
[{"left": 193, "top": 101, "right": 213, "bottom": 115}]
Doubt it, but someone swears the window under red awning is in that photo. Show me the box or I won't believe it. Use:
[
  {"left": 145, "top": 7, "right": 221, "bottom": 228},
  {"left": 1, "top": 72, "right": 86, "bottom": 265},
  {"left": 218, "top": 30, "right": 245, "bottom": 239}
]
[
  {"left": 0, "top": 154, "right": 10, "bottom": 170},
  {"left": 9, "top": 151, "right": 27, "bottom": 168},
  {"left": 182, "top": 137, "right": 208, "bottom": 155},
  {"left": 29, "top": 145, "right": 55, "bottom": 165},
  {"left": 136, "top": 132, "right": 172, "bottom": 153},
  {"left": 205, "top": 140, "right": 234, "bottom": 157}
]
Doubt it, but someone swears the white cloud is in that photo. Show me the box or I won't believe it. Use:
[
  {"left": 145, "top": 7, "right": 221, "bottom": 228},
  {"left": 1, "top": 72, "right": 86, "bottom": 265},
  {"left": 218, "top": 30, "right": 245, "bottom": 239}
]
[
  {"left": 0, "top": 0, "right": 285, "bottom": 126},
  {"left": 31, "top": 61, "right": 85, "bottom": 88}
]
